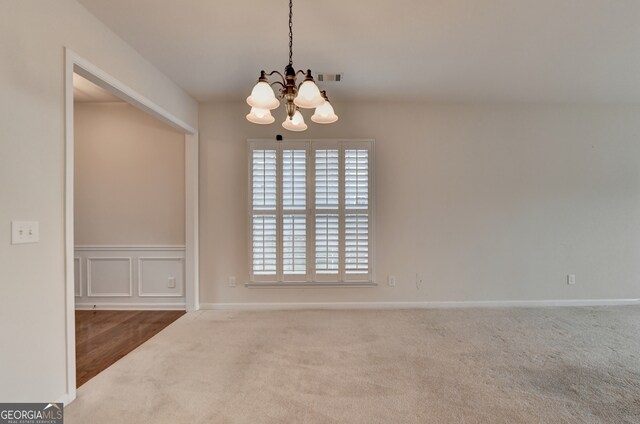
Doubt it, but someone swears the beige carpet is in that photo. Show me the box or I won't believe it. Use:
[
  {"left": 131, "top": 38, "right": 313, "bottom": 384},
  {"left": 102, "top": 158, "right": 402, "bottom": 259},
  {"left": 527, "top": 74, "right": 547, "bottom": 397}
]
[{"left": 65, "top": 307, "right": 640, "bottom": 423}]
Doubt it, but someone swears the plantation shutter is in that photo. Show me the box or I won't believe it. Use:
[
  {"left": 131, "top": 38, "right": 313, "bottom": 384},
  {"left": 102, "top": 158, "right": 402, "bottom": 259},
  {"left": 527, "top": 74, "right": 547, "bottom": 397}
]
[
  {"left": 251, "top": 148, "right": 277, "bottom": 278},
  {"left": 252, "top": 149, "right": 277, "bottom": 211},
  {"left": 249, "top": 140, "right": 373, "bottom": 285},
  {"left": 314, "top": 149, "right": 340, "bottom": 277},
  {"left": 282, "top": 148, "right": 307, "bottom": 277},
  {"left": 344, "top": 148, "right": 370, "bottom": 277},
  {"left": 252, "top": 215, "right": 276, "bottom": 275}
]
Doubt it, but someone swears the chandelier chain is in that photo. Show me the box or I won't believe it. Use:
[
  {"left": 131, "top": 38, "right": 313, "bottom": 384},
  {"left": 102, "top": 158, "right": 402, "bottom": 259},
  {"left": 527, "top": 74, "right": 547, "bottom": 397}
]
[{"left": 288, "top": 0, "right": 293, "bottom": 66}]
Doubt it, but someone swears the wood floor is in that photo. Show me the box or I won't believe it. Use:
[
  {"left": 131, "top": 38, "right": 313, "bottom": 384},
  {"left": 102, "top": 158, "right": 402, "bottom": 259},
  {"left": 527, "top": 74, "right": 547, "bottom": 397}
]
[{"left": 75, "top": 310, "right": 185, "bottom": 387}]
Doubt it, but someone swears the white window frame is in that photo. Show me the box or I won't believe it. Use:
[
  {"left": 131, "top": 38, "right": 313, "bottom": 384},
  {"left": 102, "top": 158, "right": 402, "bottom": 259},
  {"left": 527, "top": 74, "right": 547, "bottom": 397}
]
[{"left": 247, "top": 139, "right": 376, "bottom": 287}]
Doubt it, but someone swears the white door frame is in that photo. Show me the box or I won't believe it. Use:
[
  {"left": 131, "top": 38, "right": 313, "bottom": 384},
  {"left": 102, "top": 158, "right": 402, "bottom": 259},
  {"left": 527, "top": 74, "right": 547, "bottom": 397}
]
[{"left": 63, "top": 48, "right": 199, "bottom": 403}]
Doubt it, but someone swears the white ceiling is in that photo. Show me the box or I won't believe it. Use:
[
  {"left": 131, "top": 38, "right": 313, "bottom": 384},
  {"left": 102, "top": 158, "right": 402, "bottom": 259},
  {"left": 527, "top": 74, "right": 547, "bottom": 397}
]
[
  {"left": 77, "top": 0, "right": 640, "bottom": 104},
  {"left": 73, "top": 73, "right": 122, "bottom": 102}
]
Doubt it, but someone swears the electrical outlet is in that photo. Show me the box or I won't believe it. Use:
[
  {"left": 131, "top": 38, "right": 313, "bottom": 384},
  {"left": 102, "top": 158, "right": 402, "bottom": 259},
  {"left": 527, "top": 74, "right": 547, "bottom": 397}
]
[
  {"left": 388, "top": 275, "right": 396, "bottom": 287},
  {"left": 228, "top": 276, "right": 237, "bottom": 288},
  {"left": 416, "top": 273, "right": 424, "bottom": 290},
  {"left": 567, "top": 274, "right": 576, "bottom": 285},
  {"left": 11, "top": 221, "right": 39, "bottom": 244},
  {"left": 167, "top": 277, "right": 176, "bottom": 288}
]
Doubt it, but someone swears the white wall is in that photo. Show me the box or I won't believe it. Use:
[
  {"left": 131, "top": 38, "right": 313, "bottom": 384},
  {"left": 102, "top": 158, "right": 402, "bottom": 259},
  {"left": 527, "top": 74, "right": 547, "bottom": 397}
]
[
  {"left": 74, "top": 102, "right": 185, "bottom": 246},
  {"left": 0, "top": 0, "right": 197, "bottom": 403},
  {"left": 199, "top": 101, "right": 640, "bottom": 305}
]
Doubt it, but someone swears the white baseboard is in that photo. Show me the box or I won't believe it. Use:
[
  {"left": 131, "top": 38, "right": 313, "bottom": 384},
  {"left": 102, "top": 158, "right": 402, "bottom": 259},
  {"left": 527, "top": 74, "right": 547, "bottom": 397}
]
[
  {"left": 199, "top": 298, "right": 640, "bottom": 311},
  {"left": 56, "top": 391, "right": 76, "bottom": 406},
  {"left": 75, "top": 302, "right": 186, "bottom": 311}
]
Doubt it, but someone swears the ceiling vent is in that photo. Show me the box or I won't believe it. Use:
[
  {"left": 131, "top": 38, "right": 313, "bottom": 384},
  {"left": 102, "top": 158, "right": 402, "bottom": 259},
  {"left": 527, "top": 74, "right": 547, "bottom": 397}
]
[{"left": 316, "top": 73, "right": 342, "bottom": 82}]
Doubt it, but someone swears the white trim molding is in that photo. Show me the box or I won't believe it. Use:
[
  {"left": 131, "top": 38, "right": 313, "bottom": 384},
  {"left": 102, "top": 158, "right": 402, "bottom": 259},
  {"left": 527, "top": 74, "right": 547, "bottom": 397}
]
[
  {"left": 64, "top": 46, "right": 77, "bottom": 405},
  {"left": 56, "top": 392, "right": 76, "bottom": 406},
  {"left": 64, "top": 47, "right": 199, "bottom": 407},
  {"left": 75, "top": 246, "right": 186, "bottom": 304},
  {"left": 245, "top": 281, "right": 377, "bottom": 288},
  {"left": 76, "top": 245, "right": 185, "bottom": 251},
  {"left": 200, "top": 298, "right": 640, "bottom": 311},
  {"left": 74, "top": 257, "right": 82, "bottom": 297},
  {"left": 184, "top": 132, "right": 199, "bottom": 312},
  {"left": 86, "top": 257, "right": 133, "bottom": 297},
  {"left": 70, "top": 52, "right": 196, "bottom": 134},
  {"left": 138, "top": 257, "right": 185, "bottom": 297},
  {"left": 75, "top": 302, "right": 186, "bottom": 311}
]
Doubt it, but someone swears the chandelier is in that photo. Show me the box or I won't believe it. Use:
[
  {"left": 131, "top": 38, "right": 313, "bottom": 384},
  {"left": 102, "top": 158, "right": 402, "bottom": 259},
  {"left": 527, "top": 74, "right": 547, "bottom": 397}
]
[{"left": 245, "top": 0, "right": 338, "bottom": 131}]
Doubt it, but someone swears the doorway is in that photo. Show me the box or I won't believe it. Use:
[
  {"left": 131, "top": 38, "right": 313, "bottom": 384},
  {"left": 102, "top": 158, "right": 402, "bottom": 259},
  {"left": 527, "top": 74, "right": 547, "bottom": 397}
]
[
  {"left": 64, "top": 48, "right": 199, "bottom": 402},
  {"left": 72, "top": 72, "right": 188, "bottom": 386}
]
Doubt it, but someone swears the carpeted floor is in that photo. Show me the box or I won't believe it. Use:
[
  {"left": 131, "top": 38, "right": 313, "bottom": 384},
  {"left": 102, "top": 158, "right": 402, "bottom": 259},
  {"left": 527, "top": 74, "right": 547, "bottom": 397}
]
[{"left": 65, "top": 307, "right": 640, "bottom": 423}]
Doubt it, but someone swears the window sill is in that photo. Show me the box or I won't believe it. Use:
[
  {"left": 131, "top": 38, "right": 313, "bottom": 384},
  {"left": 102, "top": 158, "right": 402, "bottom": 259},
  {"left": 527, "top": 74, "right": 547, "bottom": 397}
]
[{"left": 245, "top": 281, "right": 377, "bottom": 289}]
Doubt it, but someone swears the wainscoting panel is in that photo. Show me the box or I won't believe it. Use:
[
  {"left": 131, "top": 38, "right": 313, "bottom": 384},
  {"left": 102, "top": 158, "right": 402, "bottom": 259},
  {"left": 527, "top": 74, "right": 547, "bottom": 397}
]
[
  {"left": 138, "top": 257, "right": 185, "bottom": 297},
  {"left": 74, "top": 258, "right": 82, "bottom": 297},
  {"left": 75, "top": 246, "right": 185, "bottom": 310},
  {"left": 87, "top": 257, "right": 132, "bottom": 297}
]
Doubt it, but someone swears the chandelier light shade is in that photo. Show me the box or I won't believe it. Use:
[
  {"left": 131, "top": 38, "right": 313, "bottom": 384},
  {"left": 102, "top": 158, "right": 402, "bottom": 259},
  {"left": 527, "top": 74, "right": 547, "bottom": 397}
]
[
  {"left": 246, "top": 107, "right": 275, "bottom": 124},
  {"left": 246, "top": 80, "right": 280, "bottom": 110},
  {"left": 294, "top": 71, "right": 324, "bottom": 109},
  {"left": 282, "top": 110, "right": 308, "bottom": 131},
  {"left": 311, "top": 91, "right": 339, "bottom": 124},
  {"left": 245, "top": 0, "right": 338, "bottom": 131}
]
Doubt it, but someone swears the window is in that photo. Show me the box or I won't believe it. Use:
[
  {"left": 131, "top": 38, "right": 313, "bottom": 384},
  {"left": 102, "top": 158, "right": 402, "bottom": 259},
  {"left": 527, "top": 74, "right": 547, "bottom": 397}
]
[{"left": 249, "top": 140, "right": 374, "bottom": 285}]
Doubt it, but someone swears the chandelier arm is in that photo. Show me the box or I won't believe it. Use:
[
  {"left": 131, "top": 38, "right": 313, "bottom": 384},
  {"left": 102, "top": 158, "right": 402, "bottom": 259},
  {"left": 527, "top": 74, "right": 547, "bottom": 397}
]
[
  {"left": 265, "top": 70, "right": 286, "bottom": 81},
  {"left": 269, "top": 81, "right": 286, "bottom": 90}
]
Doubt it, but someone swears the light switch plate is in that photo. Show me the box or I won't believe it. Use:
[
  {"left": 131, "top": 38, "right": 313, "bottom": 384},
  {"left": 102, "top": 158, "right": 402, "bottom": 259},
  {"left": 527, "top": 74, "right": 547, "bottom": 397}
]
[
  {"left": 228, "top": 276, "right": 237, "bottom": 287},
  {"left": 11, "top": 221, "right": 39, "bottom": 244},
  {"left": 168, "top": 277, "right": 176, "bottom": 288}
]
